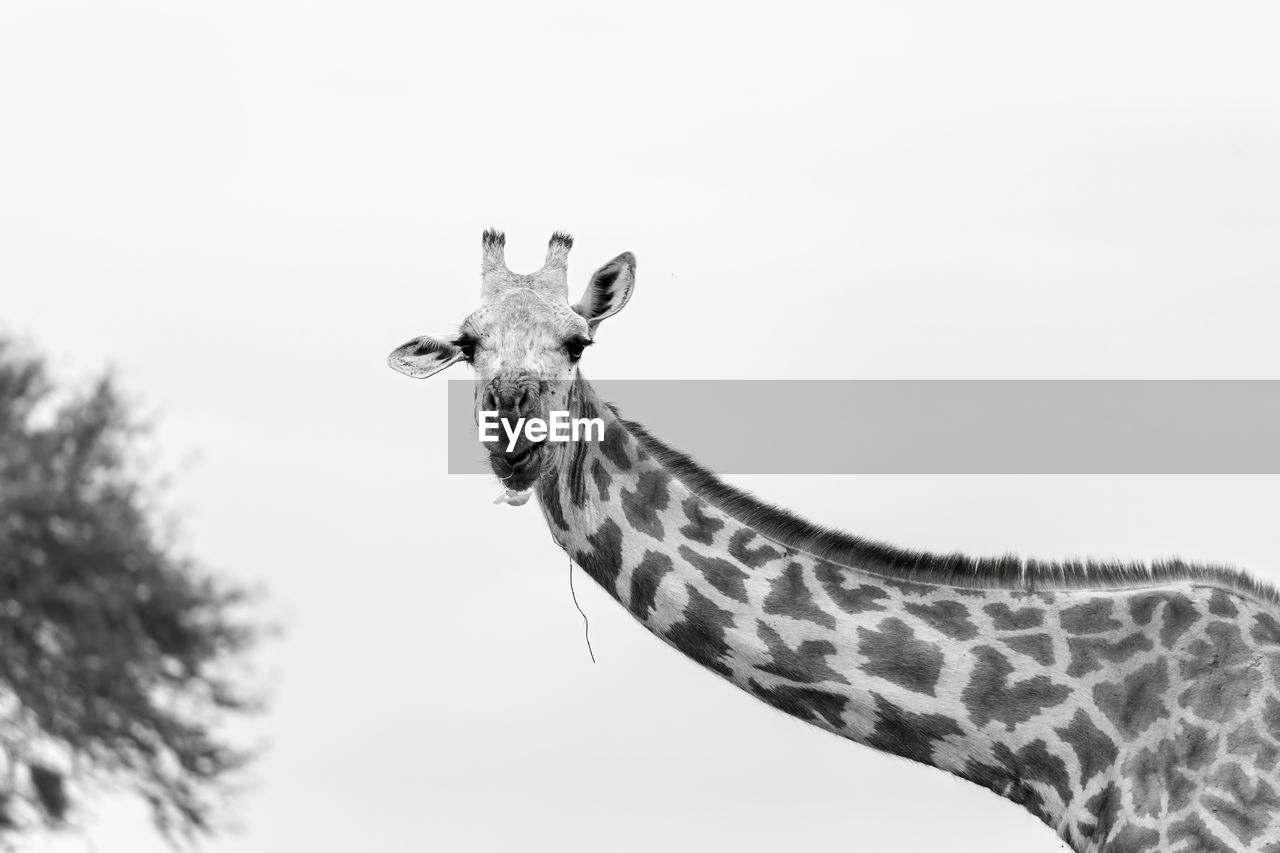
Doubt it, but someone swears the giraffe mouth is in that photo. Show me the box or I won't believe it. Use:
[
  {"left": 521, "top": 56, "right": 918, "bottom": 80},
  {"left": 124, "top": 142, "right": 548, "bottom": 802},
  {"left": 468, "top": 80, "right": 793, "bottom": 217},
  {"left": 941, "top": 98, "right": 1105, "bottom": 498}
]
[{"left": 489, "top": 444, "right": 542, "bottom": 493}]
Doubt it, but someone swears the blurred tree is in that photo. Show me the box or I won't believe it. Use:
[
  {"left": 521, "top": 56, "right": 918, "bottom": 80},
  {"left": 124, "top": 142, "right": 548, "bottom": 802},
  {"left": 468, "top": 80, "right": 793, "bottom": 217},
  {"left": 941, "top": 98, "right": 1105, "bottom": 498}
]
[{"left": 0, "top": 337, "right": 261, "bottom": 843}]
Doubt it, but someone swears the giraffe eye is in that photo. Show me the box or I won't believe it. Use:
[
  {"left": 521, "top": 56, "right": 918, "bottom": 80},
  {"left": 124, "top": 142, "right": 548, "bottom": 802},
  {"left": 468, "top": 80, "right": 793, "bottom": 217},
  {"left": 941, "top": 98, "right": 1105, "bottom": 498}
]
[
  {"left": 564, "top": 337, "right": 591, "bottom": 362},
  {"left": 453, "top": 337, "right": 477, "bottom": 362}
]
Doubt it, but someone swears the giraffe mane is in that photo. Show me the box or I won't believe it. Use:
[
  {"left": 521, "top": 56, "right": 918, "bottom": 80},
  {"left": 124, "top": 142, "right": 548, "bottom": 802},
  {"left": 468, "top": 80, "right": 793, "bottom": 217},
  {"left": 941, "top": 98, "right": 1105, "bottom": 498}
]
[{"left": 614, "top": 411, "right": 1280, "bottom": 607}]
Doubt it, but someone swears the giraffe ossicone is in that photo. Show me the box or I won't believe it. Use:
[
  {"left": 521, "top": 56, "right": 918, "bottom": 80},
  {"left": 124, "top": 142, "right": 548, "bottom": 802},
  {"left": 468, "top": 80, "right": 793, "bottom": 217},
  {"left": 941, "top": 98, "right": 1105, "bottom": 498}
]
[{"left": 389, "top": 231, "right": 1280, "bottom": 853}]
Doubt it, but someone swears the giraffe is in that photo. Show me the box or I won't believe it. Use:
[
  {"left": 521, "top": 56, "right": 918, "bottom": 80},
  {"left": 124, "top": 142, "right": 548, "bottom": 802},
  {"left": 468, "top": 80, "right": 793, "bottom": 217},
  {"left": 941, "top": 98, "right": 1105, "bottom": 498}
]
[{"left": 388, "top": 231, "right": 1280, "bottom": 853}]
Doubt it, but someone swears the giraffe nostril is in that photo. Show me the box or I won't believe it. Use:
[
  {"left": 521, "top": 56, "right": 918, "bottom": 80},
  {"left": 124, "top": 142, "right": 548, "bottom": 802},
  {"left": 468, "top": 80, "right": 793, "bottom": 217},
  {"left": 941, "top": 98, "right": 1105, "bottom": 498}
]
[{"left": 484, "top": 382, "right": 539, "bottom": 419}]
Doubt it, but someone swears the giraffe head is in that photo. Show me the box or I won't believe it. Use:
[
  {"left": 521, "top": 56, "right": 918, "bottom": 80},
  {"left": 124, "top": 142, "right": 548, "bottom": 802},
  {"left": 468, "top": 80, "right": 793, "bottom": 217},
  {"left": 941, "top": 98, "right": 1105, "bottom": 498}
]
[{"left": 388, "top": 230, "right": 635, "bottom": 497}]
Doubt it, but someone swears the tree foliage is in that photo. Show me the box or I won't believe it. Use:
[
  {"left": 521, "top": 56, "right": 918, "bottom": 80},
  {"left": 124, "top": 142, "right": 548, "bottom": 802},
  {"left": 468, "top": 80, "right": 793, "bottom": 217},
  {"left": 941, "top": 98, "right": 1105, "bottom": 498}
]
[{"left": 0, "top": 337, "right": 261, "bottom": 841}]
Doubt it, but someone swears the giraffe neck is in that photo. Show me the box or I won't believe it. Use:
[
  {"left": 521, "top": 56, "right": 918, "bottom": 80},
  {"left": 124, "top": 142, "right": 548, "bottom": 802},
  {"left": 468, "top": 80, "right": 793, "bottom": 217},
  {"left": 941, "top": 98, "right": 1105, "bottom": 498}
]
[{"left": 534, "top": 377, "right": 1280, "bottom": 853}]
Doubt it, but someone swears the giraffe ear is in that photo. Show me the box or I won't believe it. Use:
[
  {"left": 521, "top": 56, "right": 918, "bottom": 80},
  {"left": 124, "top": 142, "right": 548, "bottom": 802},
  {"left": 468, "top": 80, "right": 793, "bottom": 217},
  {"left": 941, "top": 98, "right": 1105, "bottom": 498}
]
[
  {"left": 573, "top": 252, "right": 635, "bottom": 332},
  {"left": 387, "top": 335, "right": 465, "bottom": 378}
]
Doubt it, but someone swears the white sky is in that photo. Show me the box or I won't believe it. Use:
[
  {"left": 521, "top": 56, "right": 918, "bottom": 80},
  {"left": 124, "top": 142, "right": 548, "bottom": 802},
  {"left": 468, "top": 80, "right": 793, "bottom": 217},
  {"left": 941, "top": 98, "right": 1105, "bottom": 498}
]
[{"left": 3, "top": 1, "right": 1279, "bottom": 851}]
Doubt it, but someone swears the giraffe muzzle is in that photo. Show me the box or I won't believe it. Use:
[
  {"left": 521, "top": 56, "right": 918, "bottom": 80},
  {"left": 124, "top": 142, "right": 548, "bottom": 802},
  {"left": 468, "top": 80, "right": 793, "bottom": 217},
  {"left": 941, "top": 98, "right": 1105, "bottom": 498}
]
[{"left": 480, "top": 377, "right": 546, "bottom": 490}]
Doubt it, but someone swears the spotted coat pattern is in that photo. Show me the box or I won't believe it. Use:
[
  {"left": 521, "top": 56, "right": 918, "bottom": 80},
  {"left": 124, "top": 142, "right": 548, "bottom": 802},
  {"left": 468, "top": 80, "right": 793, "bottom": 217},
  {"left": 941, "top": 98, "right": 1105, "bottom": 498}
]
[{"left": 537, "top": 386, "right": 1280, "bottom": 853}]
